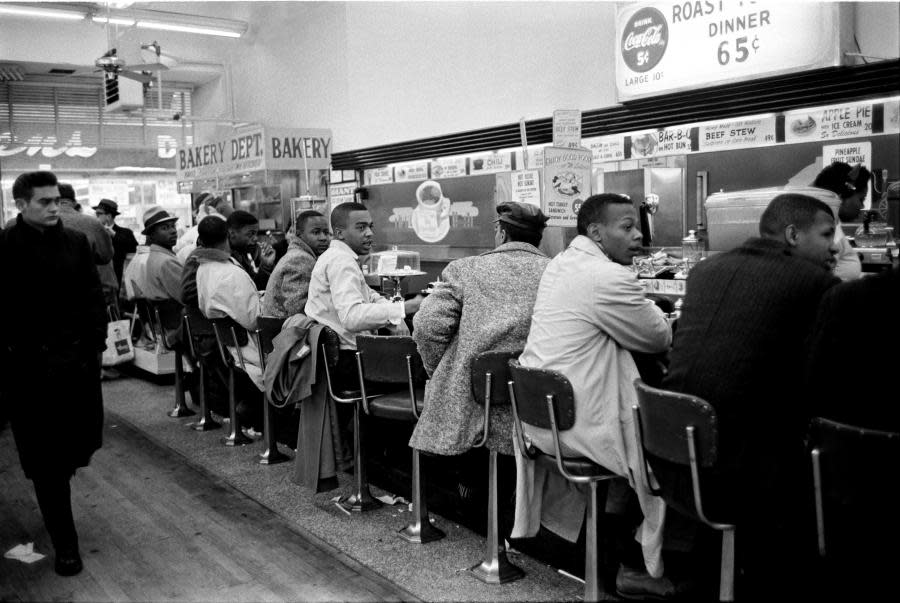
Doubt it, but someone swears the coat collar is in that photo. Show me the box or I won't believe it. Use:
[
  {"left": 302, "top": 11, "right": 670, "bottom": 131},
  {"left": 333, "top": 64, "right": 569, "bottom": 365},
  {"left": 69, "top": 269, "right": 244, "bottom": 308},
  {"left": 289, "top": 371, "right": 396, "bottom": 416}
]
[
  {"left": 328, "top": 239, "right": 357, "bottom": 259},
  {"left": 287, "top": 233, "right": 317, "bottom": 258},
  {"left": 481, "top": 241, "right": 547, "bottom": 258},
  {"left": 149, "top": 243, "right": 176, "bottom": 257},
  {"left": 14, "top": 214, "right": 64, "bottom": 238}
]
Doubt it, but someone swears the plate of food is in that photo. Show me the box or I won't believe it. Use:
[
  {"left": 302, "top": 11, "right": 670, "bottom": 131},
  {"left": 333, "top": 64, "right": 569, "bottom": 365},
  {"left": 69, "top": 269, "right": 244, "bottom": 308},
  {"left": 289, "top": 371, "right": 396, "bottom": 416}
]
[
  {"left": 790, "top": 115, "right": 816, "bottom": 136},
  {"left": 552, "top": 171, "right": 582, "bottom": 196}
]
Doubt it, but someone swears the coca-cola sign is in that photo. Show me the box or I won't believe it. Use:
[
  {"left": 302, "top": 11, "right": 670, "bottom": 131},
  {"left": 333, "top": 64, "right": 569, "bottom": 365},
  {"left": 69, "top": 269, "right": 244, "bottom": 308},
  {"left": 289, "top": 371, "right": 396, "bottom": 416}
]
[{"left": 621, "top": 7, "right": 668, "bottom": 73}]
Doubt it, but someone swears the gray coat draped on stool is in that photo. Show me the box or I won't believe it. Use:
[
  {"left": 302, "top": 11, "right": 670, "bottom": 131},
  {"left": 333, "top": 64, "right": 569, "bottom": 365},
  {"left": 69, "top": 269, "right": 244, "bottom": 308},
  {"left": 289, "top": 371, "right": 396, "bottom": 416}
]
[{"left": 410, "top": 242, "right": 549, "bottom": 456}]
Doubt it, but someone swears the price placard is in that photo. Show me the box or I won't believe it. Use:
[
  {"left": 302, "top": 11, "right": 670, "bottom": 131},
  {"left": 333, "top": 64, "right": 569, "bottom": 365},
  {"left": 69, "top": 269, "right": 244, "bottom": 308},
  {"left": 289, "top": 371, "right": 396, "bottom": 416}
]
[
  {"left": 510, "top": 169, "right": 542, "bottom": 207},
  {"left": 822, "top": 142, "right": 872, "bottom": 172},
  {"left": 699, "top": 117, "right": 778, "bottom": 151},
  {"left": 431, "top": 157, "right": 467, "bottom": 179},
  {"left": 553, "top": 109, "right": 582, "bottom": 149},
  {"left": 365, "top": 167, "right": 394, "bottom": 185},
  {"left": 393, "top": 160, "right": 429, "bottom": 182},
  {"left": 615, "top": 2, "right": 842, "bottom": 101}
]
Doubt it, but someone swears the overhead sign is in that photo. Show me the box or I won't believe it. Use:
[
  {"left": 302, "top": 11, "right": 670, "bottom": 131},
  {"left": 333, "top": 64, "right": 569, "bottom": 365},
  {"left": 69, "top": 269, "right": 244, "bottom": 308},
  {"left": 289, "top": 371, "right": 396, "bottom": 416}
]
[
  {"left": 615, "top": 2, "right": 843, "bottom": 101},
  {"left": 329, "top": 182, "right": 357, "bottom": 208},
  {"left": 176, "top": 126, "right": 333, "bottom": 182},
  {"left": 431, "top": 157, "right": 467, "bottom": 178},
  {"left": 785, "top": 102, "right": 874, "bottom": 143},
  {"left": 365, "top": 167, "right": 394, "bottom": 185},
  {"left": 470, "top": 151, "right": 512, "bottom": 174},
  {"left": 394, "top": 160, "right": 430, "bottom": 182},
  {"left": 699, "top": 116, "right": 777, "bottom": 152}
]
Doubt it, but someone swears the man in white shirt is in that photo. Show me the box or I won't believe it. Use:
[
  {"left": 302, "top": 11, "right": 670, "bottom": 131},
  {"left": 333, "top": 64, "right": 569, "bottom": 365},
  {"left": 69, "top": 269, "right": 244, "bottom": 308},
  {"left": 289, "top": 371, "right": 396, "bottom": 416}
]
[{"left": 306, "top": 202, "right": 422, "bottom": 385}]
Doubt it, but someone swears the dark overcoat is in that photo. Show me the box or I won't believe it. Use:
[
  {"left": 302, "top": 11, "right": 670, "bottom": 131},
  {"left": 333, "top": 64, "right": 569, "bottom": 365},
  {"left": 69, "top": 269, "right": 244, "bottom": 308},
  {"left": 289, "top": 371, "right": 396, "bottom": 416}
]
[{"left": 0, "top": 216, "right": 107, "bottom": 479}]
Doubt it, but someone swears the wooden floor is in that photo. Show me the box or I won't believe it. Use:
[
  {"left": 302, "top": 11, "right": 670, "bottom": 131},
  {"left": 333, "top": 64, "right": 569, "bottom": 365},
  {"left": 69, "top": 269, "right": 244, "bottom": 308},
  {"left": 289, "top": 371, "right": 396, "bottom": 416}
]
[{"left": 0, "top": 420, "right": 416, "bottom": 602}]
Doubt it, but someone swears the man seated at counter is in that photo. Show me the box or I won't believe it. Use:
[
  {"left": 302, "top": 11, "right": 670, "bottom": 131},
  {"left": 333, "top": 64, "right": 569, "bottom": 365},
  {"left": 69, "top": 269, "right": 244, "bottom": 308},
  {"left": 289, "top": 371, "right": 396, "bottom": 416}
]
[
  {"left": 660, "top": 193, "right": 839, "bottom": 599},
  {"left": 263, "top": 210, "right": 331, "bottom": 318},
  {"left": 227, "top": 210, "right": 277, "bottom": 290},
  {"left": 410, "top": 201, "right": 549, "bottom": 457},
  {"left": 195, "top": 214, "right": 265, "bottom": 430},
  {"left": 811, "top": 161, "right": 871, "bottom": 281},
  {"left": 513, "top": 193, "right": 673, "bottom": 599},
  {"left": 175, "top": 193, "right": 233, "bottom": 262},
  {"left": 306, "top": 202, "right": 422, "bottom": 385}
]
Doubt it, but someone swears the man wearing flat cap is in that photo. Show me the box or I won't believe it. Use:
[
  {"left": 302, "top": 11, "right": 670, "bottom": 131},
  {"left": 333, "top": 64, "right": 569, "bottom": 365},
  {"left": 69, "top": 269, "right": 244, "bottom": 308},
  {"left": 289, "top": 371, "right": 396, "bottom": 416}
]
[
  {"left": 94, "top": 199, "right": 137, "bottom": 288},
  {"left": 411, "top": 201, "right": 550, "bottom": 459}
]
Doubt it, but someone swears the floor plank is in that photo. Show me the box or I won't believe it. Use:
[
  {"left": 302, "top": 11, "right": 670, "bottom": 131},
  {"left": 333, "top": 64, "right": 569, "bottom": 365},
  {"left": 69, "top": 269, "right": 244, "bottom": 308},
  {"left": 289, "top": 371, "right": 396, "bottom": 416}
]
[{"left": 0, "top": 420, "right": 416, "bottom": 602}]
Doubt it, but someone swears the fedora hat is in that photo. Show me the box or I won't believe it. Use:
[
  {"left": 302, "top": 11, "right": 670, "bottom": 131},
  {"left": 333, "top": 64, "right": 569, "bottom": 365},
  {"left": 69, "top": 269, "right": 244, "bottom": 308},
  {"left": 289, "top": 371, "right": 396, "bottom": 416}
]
[
  {"left": 92, "top": 199, "right": 120, "bottom": 216},
  {"left": 141, "top": 205, "right": 178, "bottom": 235}
]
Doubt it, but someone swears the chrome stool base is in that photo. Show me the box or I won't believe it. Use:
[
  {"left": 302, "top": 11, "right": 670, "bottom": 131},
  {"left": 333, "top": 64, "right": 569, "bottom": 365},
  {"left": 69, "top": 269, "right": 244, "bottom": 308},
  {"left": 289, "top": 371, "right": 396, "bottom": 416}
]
[
  {"left": 339, "top": 491, "right": 383, "bottom": 513},
  {"left": 188, "top": 416, "right": 221, "bottom": 431},
  {"left": 467, "top": 551, "right": 525, "bottom": 584},
  {"left": 221, "top": 429, "right": 252, "bottom": 447},
  {"left": 168, "top": 406, "right": 196, "bottom": 418},
  {"left": 398, "top": 520, "right": 445, "bottom": 544},
  {"left": 258, "top": 448, "right": 289, "bottom": 465}
]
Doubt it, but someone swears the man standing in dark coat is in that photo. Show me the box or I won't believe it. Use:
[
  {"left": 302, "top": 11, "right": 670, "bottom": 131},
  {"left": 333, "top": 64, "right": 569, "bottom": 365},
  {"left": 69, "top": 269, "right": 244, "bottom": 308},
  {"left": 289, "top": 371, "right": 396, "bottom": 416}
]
[
  {"left": 93, "top": 198, "right": 138, "bottom": 288},
  {"left": 0, "top": 171, "right": 107, "bottom": 577},
  {"left": 660, "top": 193, "right": 840, "bottom": 598}
]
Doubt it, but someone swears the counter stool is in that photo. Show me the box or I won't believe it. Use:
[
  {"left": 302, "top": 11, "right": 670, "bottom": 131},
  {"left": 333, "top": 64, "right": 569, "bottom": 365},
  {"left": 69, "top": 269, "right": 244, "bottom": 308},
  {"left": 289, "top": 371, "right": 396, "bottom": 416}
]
[
  {"left": 183, "top": 311, "right": 221, "bottom": 432},
  {"left": 355, "top": 334, "right": 444, "bottom": 543},
  {"left": 149, "top": 299, "right": 196, "bottom": 418},
  {"left": 253, "top": 317, "right": 290, "bottom": 465},
  {"left": 210, "top": 317, "right": 252, "bottom": 447},
  {"left": 632, "top": 379, "right": 735, "bottom": 602},
  {"left": 810, "top": 417, "right": 899, "bottom": 560},
  {"left": 467, "top": 349, "right": 525, "bottom": 584},
  {"left": 508, "top": 362, "right": 622, "bottom": 603}
]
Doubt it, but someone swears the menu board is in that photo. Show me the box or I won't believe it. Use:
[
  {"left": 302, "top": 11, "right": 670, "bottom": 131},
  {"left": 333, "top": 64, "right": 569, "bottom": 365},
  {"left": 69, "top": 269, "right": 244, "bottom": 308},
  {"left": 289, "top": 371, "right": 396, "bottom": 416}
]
[
  {"left": 785, "top": 103, "right": 874, "bottom": 143},
  {"left": 470, "top": 152, "right": 512, "bottom": 174},
  {"left": 823, "top": 142, "right": 872, "bottom": 172},
  {"left": 394, "top": 160, "right": 429, "bottom": 183},
  {"left": 543, "top": 147, "right": 592, "bottom": 227},
  {"left": 431, "top": 157, "right": 467, "bottom": 178},
  {"left": 885, "top": 100, "right": 900, "bottom": 135},
  {"left": 699, "top": 116, "right": 778, "bottom": 151}
]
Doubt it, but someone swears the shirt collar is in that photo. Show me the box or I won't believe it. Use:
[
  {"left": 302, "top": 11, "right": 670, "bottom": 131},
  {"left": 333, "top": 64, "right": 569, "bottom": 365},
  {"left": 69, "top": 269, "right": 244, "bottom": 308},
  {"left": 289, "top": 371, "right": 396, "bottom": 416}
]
[
  {"left": 329, "top": 239, "right": 358, "bottom": 259},
  {"left": 149, "top": 243, "right": 176, "bottom": 257},
  {"left": 570, "top": 235, "right": 610, "bottom": 260}
]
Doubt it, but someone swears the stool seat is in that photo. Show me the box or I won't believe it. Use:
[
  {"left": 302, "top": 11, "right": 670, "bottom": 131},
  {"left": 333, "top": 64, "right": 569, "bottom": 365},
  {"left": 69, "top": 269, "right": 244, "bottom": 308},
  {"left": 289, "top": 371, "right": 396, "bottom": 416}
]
[
  {"left": 336, "top": 389, "right": 361, "bottom": 400},
  {"left": 535, "top": 452, "right": 616, "bottom": 479},
  {"left": 368, "top": 389, "right": 425, "bottom": 421}
]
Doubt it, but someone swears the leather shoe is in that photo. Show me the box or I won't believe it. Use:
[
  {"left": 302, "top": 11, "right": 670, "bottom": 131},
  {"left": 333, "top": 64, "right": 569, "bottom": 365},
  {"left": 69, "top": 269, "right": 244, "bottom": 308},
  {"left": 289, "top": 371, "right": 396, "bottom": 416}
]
[
  {"left": 615, "top": 565, "right": 683, "bottom": 600},
  {"left": 54, "top": 549, "right": 83, "bottom": 577}
]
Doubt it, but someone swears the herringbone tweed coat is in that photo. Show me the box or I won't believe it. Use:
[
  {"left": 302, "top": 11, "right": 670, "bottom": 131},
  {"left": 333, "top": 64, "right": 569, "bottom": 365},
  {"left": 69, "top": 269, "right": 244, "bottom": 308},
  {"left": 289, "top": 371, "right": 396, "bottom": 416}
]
[{"left": 410, "top": 242, "right": 549, "bottom": 456}]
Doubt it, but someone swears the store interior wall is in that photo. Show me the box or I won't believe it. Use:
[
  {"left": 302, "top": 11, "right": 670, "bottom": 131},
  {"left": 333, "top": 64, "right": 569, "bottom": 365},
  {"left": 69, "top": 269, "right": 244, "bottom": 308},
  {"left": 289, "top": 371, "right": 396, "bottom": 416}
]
[{"left": 1, "top": 2, "right": 898, "bottom": 154}]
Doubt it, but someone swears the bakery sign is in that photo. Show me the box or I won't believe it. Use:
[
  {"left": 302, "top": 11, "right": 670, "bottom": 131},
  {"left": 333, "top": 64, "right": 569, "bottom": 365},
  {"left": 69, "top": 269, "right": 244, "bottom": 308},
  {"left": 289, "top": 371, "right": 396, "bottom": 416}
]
[
  {"left": 615, "top": 1, "right": 844, "bottom": 101},
  {"left": 176, "top": 126, "right": 333, "bottom": 182}
]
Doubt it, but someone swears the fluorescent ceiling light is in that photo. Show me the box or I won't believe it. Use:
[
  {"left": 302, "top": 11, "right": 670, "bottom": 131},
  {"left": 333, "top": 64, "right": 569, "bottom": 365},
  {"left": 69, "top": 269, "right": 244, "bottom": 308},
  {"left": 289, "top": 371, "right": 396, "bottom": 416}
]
[
  {"left": 92, "top": 15, "right": 136, "bottom": 26},
  {"left": 136, "top": 20, "right": 242, "bottom": 38},
  {"left": 0, "top": 5, "right": 85, "bottom": 20}
]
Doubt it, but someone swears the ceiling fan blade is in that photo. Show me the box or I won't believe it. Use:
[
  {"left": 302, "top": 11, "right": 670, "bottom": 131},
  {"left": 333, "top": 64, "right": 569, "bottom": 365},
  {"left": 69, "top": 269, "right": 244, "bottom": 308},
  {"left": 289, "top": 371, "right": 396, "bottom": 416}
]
[
  {"left": 128, "top": 62, "right": 169, "bottom": 72},
  {"left": 119, "top": 71, "right": 153, "bottom": 84}
]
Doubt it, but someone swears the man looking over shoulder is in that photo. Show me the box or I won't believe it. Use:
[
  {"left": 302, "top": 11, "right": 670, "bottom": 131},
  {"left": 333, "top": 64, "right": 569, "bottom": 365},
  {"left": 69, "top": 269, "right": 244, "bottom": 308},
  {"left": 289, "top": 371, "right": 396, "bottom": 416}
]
[
  {"left": 0, "top": 171, "right": 106, "bottom": 577},
  {"left": 263, "top": 210, "right": 331, "bottom": 318},
  {"left": 513, "top": 194, "right": 673, "bottom": 597},
  {"left": 306, "top": 202, "right": 423, "bottom": 384},
  {"left": 661, "top": 193, "right": 839, "bottom": 598},
  {"left": 811, "top": 161, "right": 871, "bottom": 281}
]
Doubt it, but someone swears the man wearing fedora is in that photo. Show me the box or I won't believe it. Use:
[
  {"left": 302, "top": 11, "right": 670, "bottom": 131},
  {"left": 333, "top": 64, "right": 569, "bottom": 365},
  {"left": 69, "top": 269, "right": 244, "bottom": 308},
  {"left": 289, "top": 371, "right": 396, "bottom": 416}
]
[
  {"left": 94, "top": 199, "right": 137, "bottom": 289},
  {"left": 141, "top": 206, "right": 183, "bottom": 303}
]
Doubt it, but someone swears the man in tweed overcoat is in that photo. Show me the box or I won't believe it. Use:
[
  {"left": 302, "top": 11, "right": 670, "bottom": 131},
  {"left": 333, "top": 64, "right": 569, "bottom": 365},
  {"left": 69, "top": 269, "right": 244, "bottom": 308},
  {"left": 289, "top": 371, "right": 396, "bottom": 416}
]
[{"left": 410, "top": 202, "right": 550, "bottom": 456}]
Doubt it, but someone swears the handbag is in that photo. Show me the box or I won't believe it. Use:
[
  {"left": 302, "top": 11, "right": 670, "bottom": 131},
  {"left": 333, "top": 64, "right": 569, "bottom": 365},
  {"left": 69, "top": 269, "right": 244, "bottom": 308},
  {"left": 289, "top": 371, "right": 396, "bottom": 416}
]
[{"left": 102, "top": 306, "right": 135, "bottom": 367}]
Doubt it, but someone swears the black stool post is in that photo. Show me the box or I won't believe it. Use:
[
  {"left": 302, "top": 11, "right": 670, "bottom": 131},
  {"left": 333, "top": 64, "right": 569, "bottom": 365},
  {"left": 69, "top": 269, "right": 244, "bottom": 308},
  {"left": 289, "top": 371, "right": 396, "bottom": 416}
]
[
  {"left": 251, "top": 330, "right": 288, "bottom": 465},
  {"left": 184, "top": 315, "right": 219, "bottom": 431},
  {"left": 339, "top": 401, "right": 382, "bottom": 512},
  {"left": 153, "top": 304, "right": 194, "bottom": 418},
  {"left": 213, "top": 322, "right": 251, "bottom": 447},
  {"left": 469, "top": 448, "right": 523, "bottom": 582}
]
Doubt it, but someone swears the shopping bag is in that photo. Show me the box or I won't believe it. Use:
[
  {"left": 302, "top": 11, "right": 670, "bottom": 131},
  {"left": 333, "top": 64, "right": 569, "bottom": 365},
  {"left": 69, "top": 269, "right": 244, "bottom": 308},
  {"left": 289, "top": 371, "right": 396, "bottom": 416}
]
[{"left": 102, "top": 319, "right": 135, "bottom": 366}]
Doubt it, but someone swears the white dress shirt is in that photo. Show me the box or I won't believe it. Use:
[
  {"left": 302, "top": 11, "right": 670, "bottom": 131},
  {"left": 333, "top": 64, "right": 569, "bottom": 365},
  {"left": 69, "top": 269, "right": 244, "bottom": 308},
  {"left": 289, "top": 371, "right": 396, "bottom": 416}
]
[
  {"left": 197, "top": 256, "right": 264, "bottom": 391},
  {"left": 306, "top": 239, "right": 406, "bottom": 350}
]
